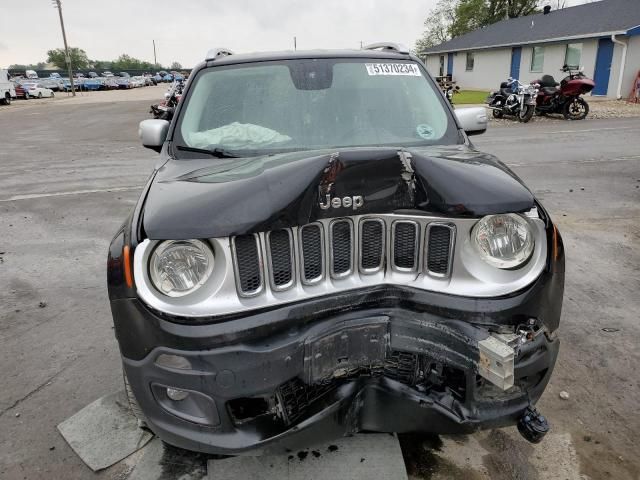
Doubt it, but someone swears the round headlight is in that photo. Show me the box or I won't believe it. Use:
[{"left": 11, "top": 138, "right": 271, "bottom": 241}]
[
  {"left": 149, "top": 240, "right": 214, "bottom": 297},
  {"left": 471, "top": 214, "right": 534, "bottom": 269}
]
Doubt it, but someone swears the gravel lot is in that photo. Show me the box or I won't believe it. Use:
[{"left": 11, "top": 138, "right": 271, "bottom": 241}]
[{"left": 0, "top": 89, "right": 639, "bottom": 480}]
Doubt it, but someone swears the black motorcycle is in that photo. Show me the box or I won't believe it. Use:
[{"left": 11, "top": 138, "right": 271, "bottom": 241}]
[
  {"left": 486, "top": 78, "right": 539, "bottom": 123},
  {"left": 444, "top": 84, "right": 460, "bottom": 105},
  {"left": 150, "top": 79, "right": 184, "bottom": 120}
]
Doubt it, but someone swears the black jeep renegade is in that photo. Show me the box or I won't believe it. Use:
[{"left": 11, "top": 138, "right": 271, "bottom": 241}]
[{"left": 107, "top": 44, "right": 564, "bottom": 454}]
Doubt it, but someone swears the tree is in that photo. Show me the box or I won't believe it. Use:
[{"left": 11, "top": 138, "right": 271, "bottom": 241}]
[
  {"left": 415, "top": 0, "right": 540, "bottom": 53},
  {"left": 9, "top": 62, "right": 46, "bottom": 71},
  {"left": 484, "top": 0, "right": 539, "bottom": 23},
  {"left": 170, "top": 61, "right": 182, "bottom": 70},
  {"left": 110, "top": 54, "right": 154, "bottom": 71},
  {"left": 415, "top": 0, "right": 458, "bottom": 57},
  {"left": 46, "top": 47, "right": 89, "bottom": 70}
]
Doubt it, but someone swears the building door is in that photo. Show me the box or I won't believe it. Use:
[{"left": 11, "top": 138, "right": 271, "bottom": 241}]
[
  {"left": 510, "top": 47, "right": 522, "bottom": 80},
  {"left": 447, "top": 53, "right": 454, "bottom": 77},
  {"left": 593, "top": 38, "right": 614, "bottom": 95}
]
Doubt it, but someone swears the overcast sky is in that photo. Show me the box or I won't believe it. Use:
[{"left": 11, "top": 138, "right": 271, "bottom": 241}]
[{"left": 0, "top": 0, "right": 590, "bottom": 68}]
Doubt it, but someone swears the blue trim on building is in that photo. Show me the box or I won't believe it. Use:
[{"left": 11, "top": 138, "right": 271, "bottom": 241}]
[
  {"left": 593, "top": 38, "right": 614, "bottom": 95},
  {"left": 627, "top": 25, "right": 640, "bottom": 36},
  {"left": 510, "top": 47, "right": 522, "bottom": 80}
]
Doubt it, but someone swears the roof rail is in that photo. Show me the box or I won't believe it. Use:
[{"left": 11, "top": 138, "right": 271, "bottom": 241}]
[
  {"left": 205, "top": 48, "right": 235, "bottom": 61},
  {"left": 362, "top": 42, "right": 410, "bottom": 55}
]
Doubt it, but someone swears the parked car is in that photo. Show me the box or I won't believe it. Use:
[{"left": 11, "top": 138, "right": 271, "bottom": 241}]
[
  {"left": 83, "top": 78, "right": 102, "bottom": 91},
  {"left": 103, "top": 71, "right": 115, "bottom": 77},
  {"left": 117, "top": 76, "right": 132, "bottom": 89},
  {"left": 130, "top": 76, "right": 146, "bottom": 88},
  {"left": 61, "top": 78, "right": 84, "bottom": 92},
  {"left": 25, "top": 69, "right": 38, "bottom": 79},
  {"left": 109, "top": 44, "right": 564, "bottom": 455},
  {"left": 12, "top": 82, "right": 29, "bottom": 99},
  {"left": 88, "top": 71, "right": 99, "bottom": 78},
  {"left": 152, "top": 73, "right": 163, "bottom": 83},
  {"left": 38, "top": 77, "right": 64, "bottom": 92},
  {"left": 22, "top": 82, "right": 55, "bottom": 98},
  {"left": 50, "top": 72, "right": 62, "bottom": 79},
  {"left": 162, "top": 73, "right": 173, "bottom": 82},
  {"left": 1, "top": 69, "right": 17, "bottom": 104},
  {"left": 103, "top": 77, "right": 119, "bottom": 89}
]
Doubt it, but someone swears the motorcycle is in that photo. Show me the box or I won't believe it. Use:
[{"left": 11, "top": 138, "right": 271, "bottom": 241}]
[
  {"left": 486, "top": 78, "right": 539, "bottom": 123},
  {"left": 533, "top": 65, "right": 595, "bottom": 120},
  {"left": 150, "top": 79, "right": 184, "bottom": 120},
  {"left": 444, "top": 84, "right": 460, "bottom": 105}
]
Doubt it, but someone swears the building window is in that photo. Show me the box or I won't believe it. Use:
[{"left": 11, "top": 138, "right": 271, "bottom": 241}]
[
  {"left": 439, "top": 55, "right": 445, "bottom": 77},
  {"left": 466, "top": 52, "right": 474, "bottom": 71},
  {"left": 530, "top": 46, "right": 545, "bottom": 72},
  {"left": 564, "top": 43, "right": 582, "bottom": 68}
]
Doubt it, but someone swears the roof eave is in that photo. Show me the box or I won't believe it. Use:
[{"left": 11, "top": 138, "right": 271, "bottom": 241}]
[{"left": 425, "top": 30, "right": 628, "bottom": 55}]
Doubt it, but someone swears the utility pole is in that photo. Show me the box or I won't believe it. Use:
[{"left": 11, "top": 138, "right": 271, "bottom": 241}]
[
  {"left": 293, "top": 36, "right": 297, "bottom": 51},
  {"left": 153, "top": 40, "right": 157, "bottom": 70},
  {"left": 51, "top": 0, "right": 75, "bottom": 96}
]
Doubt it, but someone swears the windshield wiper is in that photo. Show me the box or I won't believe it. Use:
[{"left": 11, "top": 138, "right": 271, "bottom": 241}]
[{"left": 176, "top": 145, "right": 241, "bottom": 158}]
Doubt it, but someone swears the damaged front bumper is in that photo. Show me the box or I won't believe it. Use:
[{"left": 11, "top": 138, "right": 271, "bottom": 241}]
[{"left": 113, "top": 275, "right": 561, "bottom": 455}]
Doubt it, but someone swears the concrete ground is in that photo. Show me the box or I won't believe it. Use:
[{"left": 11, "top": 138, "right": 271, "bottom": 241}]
[{"left": 0, "top": 90, "right": 638, "bottom": 479}]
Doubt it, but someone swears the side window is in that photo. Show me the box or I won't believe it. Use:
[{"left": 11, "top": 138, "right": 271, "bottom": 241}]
[
  {"left": 530, "top": 46, "right": 544, "bottom": 72},
  {"left": 439, "top": 55, "right": 445, "bottom": 77},
  {"left": 465, "top": 52, "right": 474, "bottom": 71},
  {"left": 564, "top": 43, "right": 582, "bottom": 68}
]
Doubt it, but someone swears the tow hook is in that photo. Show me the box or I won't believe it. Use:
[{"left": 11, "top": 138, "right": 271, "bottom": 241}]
[{"left": 517, "top": 406, "right": 549, "bottom": 443}]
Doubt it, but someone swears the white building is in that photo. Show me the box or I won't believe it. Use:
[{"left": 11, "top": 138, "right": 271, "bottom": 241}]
[{"left": 423, "top": 0, "right": 640, "bottom": 99}]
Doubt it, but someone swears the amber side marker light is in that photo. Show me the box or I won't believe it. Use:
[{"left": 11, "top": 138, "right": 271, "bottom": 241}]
[
  {"left": 123, "top": 245, "right": 134, "bottom": 288},
  {"left": 552, "top": 224, "right": 559, "bottom": 261}
]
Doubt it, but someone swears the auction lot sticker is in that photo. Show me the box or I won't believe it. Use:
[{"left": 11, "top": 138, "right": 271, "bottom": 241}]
[{"left": 365, "top": 63, "right": 421, "bottom": 76}]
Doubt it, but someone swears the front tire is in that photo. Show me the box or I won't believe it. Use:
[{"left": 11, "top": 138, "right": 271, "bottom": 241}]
[
  {"left": 492, "top": 109, "right": 504, "bottom": 119},
  {"left": 518, "top": 105, "right": 535, "bottom": 123},
  {"left": 2, "top": 93, "right": 10, "bottom": 105},
  {"left": 123, "top": 368, "right": 148, "bottom": 429},
  {"left": 563, "top": 97, "right": 589, "bottom": 120},
  {"left": 38, "top": 92, "right": 42, "bottom": 98}
]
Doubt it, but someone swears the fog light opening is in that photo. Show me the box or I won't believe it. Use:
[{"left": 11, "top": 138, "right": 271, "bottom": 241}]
[{"left": 166, "top": 387, "right": 189, "bottom": 401}]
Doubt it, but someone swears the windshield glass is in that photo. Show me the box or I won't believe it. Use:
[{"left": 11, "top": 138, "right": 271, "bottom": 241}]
[{"left": 175, "top": 58, "right": 459, "bottom": 157}]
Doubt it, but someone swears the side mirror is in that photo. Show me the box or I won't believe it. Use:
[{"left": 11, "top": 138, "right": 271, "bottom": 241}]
[
  {"left": 139, "top": 119, "right": 169, "bottom": 152},
  {"left": 455, "top": 107, "right": 488, "bottom": 136}
]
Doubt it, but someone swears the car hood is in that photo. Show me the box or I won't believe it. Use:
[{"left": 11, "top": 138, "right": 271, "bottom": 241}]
[{"left": 142, "top": 145, "right": 534, "bottom": 239}]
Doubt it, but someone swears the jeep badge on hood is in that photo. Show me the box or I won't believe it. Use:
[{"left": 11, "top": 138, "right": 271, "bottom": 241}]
[{"left": 319, "top": 194, "right": 364, "bottom": 210}]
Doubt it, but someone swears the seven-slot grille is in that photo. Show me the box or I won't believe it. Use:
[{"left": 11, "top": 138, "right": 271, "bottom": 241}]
[{"left": 231, "top": 218, "right": 455, "bottom": 295}]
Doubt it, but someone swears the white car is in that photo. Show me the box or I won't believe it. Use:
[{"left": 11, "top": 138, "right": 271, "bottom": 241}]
[
  {"left": 22, "top": 82, "right": 55, "bottom": 98},
  {"left": 130, "top": 76, "right": 146, "bottom": 88}
]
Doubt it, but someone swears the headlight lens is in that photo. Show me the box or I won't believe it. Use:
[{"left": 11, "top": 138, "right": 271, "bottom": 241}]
[
  {"left": 149, "top": 240, "right": 214, "bottom": 297},
  {"left": 471, "top": 214, "right": 534, "bottom": 269}
]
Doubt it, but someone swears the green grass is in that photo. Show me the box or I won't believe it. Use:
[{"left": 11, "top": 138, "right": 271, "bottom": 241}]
[{"left": 453, "top": 90, "right": 490, "bottom": 105}]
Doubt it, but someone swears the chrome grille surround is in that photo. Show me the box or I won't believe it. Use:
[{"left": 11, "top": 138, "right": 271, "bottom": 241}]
[
  {"left": 231, "top": 234, "right": 264, "bottom": 297},
  {"left": 425, "top": 223, "right": 455, "bottom": 277},
  {"left": 329, "top": 218, "right": 354, "bottom": 279},
  {"left": 299, "top": 223, "right": 325, "bottom": 285},
  {"left": 133, "top": 212, "right": 547, "bottom": 318},
  {"left": 358, "top": 218, "right": 385, "bottom": 274},
  {"left": 266, "top": 229, "right": 295, "bottom": 291},
  {"left": 391, "top": 220, "right": 420, "bottom": 272}
]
